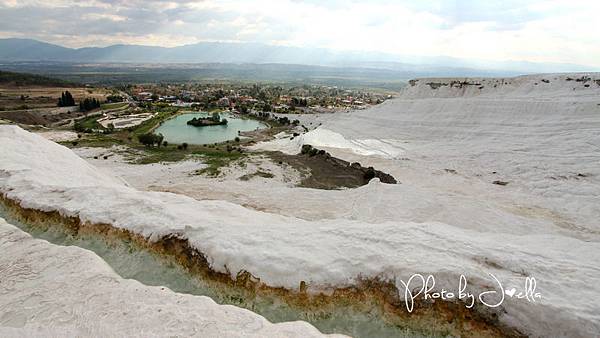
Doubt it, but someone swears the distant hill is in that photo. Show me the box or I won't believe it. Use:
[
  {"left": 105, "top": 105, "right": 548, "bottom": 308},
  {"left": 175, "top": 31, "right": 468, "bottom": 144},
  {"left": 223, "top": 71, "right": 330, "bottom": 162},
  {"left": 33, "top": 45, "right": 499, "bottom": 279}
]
[
  {"left": 1, "top": 38, "right": 597, "bottom": 74},
  {"left": 0, "top": 39, "right": 72, "bottom": 61},
  {"left": 0, "top": 70, "right": 77, "bottom": 87}
]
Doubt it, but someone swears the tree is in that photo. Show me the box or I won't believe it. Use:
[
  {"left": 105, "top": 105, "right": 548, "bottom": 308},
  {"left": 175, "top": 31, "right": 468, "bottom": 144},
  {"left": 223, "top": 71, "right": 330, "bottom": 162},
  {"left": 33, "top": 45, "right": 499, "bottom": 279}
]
[
  {"left": 137, "top": 133, "right": 164, "bottom": 147},
  {"left": 106, "top": 94, "right": 123, "bottom": 102},
  {"left": 58, "top": 91, "right": 75, "bottom": 107},
  {"left": 79, "top": 97, "right": 101, "bottom": 112}
]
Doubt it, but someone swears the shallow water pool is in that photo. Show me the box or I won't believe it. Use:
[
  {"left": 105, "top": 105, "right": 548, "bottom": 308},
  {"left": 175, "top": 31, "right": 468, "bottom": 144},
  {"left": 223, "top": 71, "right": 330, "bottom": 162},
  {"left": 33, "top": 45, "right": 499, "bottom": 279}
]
[
  {"left": 0, "top": 205, "right": 442, "bottom": 338},
  {"left": 154, "top": 112, "right": 265, "bottom": 144}
]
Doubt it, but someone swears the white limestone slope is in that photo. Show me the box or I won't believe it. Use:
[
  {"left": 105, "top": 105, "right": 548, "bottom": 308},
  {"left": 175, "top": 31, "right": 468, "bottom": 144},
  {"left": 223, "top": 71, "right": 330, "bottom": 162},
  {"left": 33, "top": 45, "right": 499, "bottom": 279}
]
[
  {"left": 1, "top": 118, "right": 600, "bottom": 337},
  {"left": 0, "top": 217, "right": 337, "bottom": 337},
  {"left": 253, "top": 73, "right": 600, "bottom": 239}
]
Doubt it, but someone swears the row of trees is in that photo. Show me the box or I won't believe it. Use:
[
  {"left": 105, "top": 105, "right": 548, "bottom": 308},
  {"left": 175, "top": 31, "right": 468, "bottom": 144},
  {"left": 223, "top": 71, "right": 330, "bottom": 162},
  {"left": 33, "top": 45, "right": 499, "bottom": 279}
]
[
  {"left": 105, "top": 94, "right": 124, "bottom": 103},
  {"left": 57, "top": 91, "right": 102, "bottom": 112},
  {"left": 79, "top": 98, "right": 101, "bottom": 112},
  {"left": 57, "top": 91, "right": 75, "bottom": 107}
]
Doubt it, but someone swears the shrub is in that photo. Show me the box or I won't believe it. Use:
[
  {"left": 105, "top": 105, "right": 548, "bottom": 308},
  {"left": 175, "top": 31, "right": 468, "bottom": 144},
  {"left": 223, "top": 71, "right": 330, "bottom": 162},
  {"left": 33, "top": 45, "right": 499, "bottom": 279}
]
[
  {"left": 364, "top": 167, "right": 376, "bottom": 181},
  {"left": 138, "top": 133, "right": 164, "bottom": 147},
  {"left": 73, "top": 122, "right": 85, "bottom": 132},
  {"left": 301, "top": 144, "right": 313, "bottom": 154}
]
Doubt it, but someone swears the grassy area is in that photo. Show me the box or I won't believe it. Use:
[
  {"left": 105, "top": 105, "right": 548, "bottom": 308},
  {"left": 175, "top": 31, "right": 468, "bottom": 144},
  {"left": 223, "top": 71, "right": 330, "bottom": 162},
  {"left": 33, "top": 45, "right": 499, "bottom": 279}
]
[
  {"left": 194, "top": 149, "right": 245, "bottom": 177},
  {"left": 133, "top": 143, "right": 246, "bottom": 171},
  {"left": 239, "top": 170, "right": 274, "bottom": 181},
  {"left": 76, "top": 114, "right": 104, "bottom": 131},
  {"left": 61, "top": 134, "right": 124, "bottom": 148},
  {"left": 131, "top": 108, "right": 179, "bottom": 137},
  {"left": 63, "top": 105, "right": 252, "bottom": 174},
  {"left": 100, "top": 102, "right": 128, "bottom": 110},
  {"left": 135, "top": 146, "right": 188, "bottom": 164}
]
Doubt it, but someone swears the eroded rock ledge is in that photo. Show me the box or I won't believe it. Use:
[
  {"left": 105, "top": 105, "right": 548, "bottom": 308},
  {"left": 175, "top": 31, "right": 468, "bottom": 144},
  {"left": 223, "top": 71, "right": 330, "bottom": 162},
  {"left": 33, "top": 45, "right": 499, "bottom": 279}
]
[
  {"left": 267, "top": 144, "right": 397, "bottom": 190},
  {"left": 1, "top": 195, "right": 523, "bottom": 338}
]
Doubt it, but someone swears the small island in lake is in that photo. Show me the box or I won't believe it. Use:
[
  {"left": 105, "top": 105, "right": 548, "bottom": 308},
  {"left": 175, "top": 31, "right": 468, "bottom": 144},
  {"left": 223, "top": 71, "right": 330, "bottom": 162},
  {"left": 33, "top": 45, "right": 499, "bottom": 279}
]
[{"left": 187, "top": 112, "right": 228, "bottom": 127}]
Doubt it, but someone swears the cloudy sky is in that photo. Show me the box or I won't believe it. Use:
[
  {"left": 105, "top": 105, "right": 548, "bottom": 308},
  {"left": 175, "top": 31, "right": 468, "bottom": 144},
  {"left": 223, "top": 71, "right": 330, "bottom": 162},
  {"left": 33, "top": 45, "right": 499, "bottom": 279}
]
[{"left": 1, "top": 0, "right": 599, "bottom": 66}]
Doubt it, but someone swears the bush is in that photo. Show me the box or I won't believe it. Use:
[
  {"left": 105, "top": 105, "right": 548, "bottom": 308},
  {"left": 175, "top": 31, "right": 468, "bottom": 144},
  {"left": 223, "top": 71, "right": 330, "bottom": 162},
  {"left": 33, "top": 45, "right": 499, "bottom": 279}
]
[
  {"left": 138, "top": 133, "right": 164, "bottom": 147},
  {"left": 182, "top": 142, "right": 189, "bottom": 150},
  {"left": 73, "top": 122, "right": 85, "bottom": 132},
  {"left": 301, "top": 144, "right": 313, "bottom": 154},
  {"left": 364, "top": 167, "right": 376, "bottom": 181}
]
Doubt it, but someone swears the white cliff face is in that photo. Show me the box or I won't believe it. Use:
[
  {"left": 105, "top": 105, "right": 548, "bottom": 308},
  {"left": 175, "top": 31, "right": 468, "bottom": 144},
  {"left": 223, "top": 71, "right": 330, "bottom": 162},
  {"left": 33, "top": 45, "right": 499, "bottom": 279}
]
[
  {"left": 1, "top": 74, "right": 600, "bottom": 337},
  {"left": 0, "top": 217, "right": 340, "bottom": 338},
  {"left": 401, "top": 74, "right": 600, "bottom": 99}
]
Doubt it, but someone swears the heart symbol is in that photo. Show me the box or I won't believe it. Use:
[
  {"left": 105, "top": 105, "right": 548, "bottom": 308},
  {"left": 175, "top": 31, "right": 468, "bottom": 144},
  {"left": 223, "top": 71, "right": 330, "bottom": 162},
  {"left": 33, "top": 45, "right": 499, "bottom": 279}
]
[{"left": 505, "top": 288, "right": 516, "bottom": 297}]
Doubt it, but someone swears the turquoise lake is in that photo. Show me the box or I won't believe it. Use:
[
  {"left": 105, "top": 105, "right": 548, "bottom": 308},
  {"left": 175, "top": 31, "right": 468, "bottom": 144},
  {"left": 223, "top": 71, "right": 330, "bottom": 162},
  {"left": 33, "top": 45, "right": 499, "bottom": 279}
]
[{"left": 155, "top": 112, "right": 266, "bottom": 144}]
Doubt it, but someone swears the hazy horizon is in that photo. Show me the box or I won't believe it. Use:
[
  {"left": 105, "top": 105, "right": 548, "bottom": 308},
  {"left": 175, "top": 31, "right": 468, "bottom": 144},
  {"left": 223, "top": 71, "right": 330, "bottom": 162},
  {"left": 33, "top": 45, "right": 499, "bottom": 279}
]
[{"left": 1, "top": 1, "right": 599, "bottom": 68}]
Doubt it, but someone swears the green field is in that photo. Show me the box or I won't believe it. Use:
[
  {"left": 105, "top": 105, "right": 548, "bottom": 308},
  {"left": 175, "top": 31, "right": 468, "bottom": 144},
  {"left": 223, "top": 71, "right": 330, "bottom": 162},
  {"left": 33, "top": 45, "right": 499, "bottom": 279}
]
[{"left": 100, "top": 102, "right": 128, "bottom": 110}]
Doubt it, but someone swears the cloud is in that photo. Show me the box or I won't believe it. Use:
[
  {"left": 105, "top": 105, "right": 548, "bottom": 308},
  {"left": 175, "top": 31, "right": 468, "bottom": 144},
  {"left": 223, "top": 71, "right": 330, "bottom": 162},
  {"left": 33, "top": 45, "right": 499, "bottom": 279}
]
[{"left": 0, "top": 0, "right": 599, "bottom": 67}]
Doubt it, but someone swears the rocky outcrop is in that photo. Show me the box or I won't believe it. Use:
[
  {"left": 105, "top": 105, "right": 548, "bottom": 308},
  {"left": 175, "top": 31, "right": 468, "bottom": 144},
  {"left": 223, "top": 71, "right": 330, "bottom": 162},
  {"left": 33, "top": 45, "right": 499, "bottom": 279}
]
[{"left": 300, "top": 144, "right": 398, "bottom": 185}]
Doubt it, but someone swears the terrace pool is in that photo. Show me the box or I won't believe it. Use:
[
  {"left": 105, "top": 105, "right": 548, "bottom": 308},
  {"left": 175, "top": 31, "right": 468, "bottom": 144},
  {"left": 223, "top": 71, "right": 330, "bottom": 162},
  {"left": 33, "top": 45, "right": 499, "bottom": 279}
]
[
  {"left": 0, "top": 204, "right": 439, "bottom": 338},
  {"left": 155, "top": 112, "right": 266, "bottom": 144}
]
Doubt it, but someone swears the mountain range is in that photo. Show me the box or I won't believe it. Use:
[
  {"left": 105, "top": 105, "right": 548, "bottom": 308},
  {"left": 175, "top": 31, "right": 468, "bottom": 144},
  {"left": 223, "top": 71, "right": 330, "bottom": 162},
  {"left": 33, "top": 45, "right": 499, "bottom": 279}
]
[{"left": 1, "top": 38, "right": 597, "bottom": 75}]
